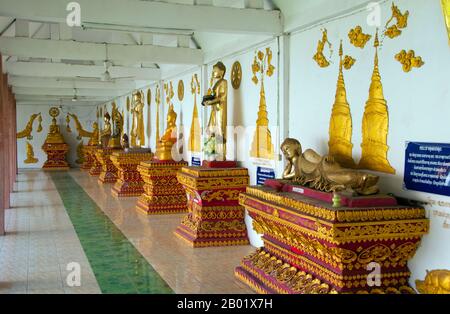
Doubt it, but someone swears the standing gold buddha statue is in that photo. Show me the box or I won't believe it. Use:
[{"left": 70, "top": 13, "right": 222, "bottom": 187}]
[
  {"left": 130, "top": 90, "right": 146, "bottom": 148},
  {"left": 202, "top": 62, "right": 228, "bottom": 161},
  {"left": 100, "top": 112, "right": 112, "bottom": 148}
]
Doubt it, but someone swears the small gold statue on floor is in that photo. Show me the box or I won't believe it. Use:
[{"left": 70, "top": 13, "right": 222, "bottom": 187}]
[
  {"left": 24, "top": 141, "right": 38, "bottom": 164},
  {"left": 281, "top": 138, "right": 379, "bottom": 195},
  {"left": 202, "top": 62, "right": 228, "bottom": 161},
  {"left": 416, "top": 270, "right": 450, "bottom": 294},
  {"left": 130, "top": 90, "right": 146, "bottom": 148}
]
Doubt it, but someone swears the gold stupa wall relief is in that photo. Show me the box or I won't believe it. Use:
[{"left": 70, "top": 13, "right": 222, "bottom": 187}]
[
  {"left": 317, "top": 3, "right": 425, "bottom": 175},
  {"left": 443, "top": 0, "right": 450, "bottom": 45},
  {"left": 250, "top": 48, "right": 276, "bottom": 160},
  {"left": 17, "top": 113, "right": 43, "bottom": 164},
  {"left": 189, "top": 74, "right": 202, "bottom": 153}
]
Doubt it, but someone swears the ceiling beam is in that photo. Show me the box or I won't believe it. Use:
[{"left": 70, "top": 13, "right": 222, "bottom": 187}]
[
  {"left": 0, "top": 0, "right": 282, "bottom": 34},
  {"left": 17, "top": 100, "right": 100, "bottom": 106},
  {"left": 13, "top": 87, "right": 128, "bottom": 97},
  {"left": 15, "top": 94, "right": 110, "bottom": 103},
  {"left": 0, "top": 37, "right": 203, "bottom": 65},
  {"left": 8, "top": 75, "right": 138, "bottom": 90},
  {"left": 5, "top": 61, "right": 161, "bottom": 80}
]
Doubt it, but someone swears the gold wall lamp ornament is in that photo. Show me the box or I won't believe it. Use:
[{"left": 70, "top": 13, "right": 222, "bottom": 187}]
[
  {"left": 348, "top": 26, "right": 372, "bottom": 49},
  {"left": 189, "top": 74, "right": 202, "bottom": 153},
  {"left": 17, "top": 113, "right": 43, "bottom": 140},
  {"left": 313, "top": 29, "right": 333, "bottom": 68},
  {"left": 178, "top": 80, "right": 185, "bottom": 102},
  {"left": 328, "top": 41, "right": 356, "bottom": 168},
  {"left": 231, "top": 61, "right": 242, "bottom": 90},
  {"left": 395, "top": 50, "right": 424, "bottom": 72},
  {"left": 250, "top": 47, "right": 275, "bottom": 160},
  {"left": 24, "top": 141, "right": 39, "bottom": 164},
  {"left": 416, "top": 270, "right": 450, "bottom": 294},
  {"left": 358, "top": 30, "right": 396, "bottom": 174},
  {"left": 384, "top": 2, "right": 409, "bottom": 39},
  {"left": 441, "top": 0, "right": 450, "bottom": 45}
]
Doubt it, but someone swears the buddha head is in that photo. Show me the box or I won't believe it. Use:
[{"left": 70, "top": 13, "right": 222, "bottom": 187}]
[
  {"left": 212, "top": 62, "right": 226, "bottom": 79},
  {"left": 281, "top": 138, "right": 302, "bottom": 161},
  {"left": 132, "top": 90, "right": 144, "bottom": 104}
]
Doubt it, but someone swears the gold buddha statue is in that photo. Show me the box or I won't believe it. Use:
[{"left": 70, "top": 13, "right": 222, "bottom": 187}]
[
  {"left": 45, "top": 108, "right": 65, "bottom": 144},
  {"left": 155, "top": 103, "right": 178, "bottom": 161},
  {"left": 281, "top": 138, "right": 379, "bottom": 195},
  {"left": 100, "top": 112, "right": 112, "bottom": 148},
  {"left": 108, "top": 103, "right": 124, "bottom": 149},
  {"left": 202, "top": 62, "right": 228, "bottom": 161},
  {"left": 130, "top": 90, "right": 145, "bottom": 148}
]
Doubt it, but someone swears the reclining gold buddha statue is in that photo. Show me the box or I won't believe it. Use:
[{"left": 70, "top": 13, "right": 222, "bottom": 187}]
[{"left": 281, "top": 138, "right": 379, "bottom": 195}]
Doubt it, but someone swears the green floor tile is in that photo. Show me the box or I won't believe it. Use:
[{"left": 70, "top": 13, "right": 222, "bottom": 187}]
[{"left": 50, "top": 172, "right": 174, "bottom": 294}]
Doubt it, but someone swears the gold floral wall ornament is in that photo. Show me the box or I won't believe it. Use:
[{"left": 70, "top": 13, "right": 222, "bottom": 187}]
[
  {"left": 231, "top": 61, "right": 242, "bottom": 90},
  {"left": 147, "top": 89, "right": 152, "bottom": 107},
  {"left": 343, "top": 55, "right": 356, "bottom": 70},
  {"left": 313, "top": 29, "right": 333, "bottom": 68},
  {"left": 348, "top": 26, "right": 372, "bottom": 48},
  {"left": 189, "top": 74, "right": 202, "bottom": 153},
  {"left": 178, "top": 80, "right": 185, "bottom": 102},
  {"left": 384, "top": 2, "right": 409, "bottom": 39},
  {"left": 250, "top": 47, "right": 275, "bottom": 160},
  {"left": 442, "top": 0, "right": 450, "bottom": 44},
  {"left": 416, "top": 270, "right": 450, "bottom": 294},
  {"left": 395, "top": 50, "right": 425, "bottom": 72}
]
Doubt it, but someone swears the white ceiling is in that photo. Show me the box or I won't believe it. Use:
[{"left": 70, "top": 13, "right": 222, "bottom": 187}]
[{"left": 0, "top": 0, "right": 282, "bottom": 106}]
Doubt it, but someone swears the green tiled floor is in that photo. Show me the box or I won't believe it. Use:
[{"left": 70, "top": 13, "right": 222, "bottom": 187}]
[{"left": 50, "top": 172, "right": 174, "bottom": 294}]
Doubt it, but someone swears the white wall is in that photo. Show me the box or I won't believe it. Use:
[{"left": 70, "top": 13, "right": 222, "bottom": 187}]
[
  {"left": 287, "top": 0, "right": 450, "bottom": 286},
  {"left": 16, "top": 104, "right": 97, "bottom": 169}
]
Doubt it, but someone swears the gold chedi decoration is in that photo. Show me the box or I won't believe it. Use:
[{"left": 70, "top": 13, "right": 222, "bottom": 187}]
[
  {"left": 358, "top": 31, "right": 395, "bottom": 174},
  {"left": 348, "top": 26, "right": 371, "bottom": 49},
  {"left": 313, "top": 29, "right": 333, "bottom": 68},
  {"left": 416, "top": 270, "right": 450, "bottom": 294},
  {"left": 443, "top": 0, "right": 450, "bottom": 44},
  {"left": 250, "top": 48, "right": 275, "bottom": 160},
  {"left": 395, "top": 50, "right": 424, "bottom": 73},
  {"left": 328, "top": 41, "right": 356, "bottom": 168},
  {"left": 67, "top": 113, "right": 99, "bottom": 145},
  {"left": 17, "top": 113, "right": 42, "bottom": 140},
  {"left": 156, "top": 82, "right": 178, "bottom": 161},
  {"left": 189, "top": 74, "right": 202, "bottom": 153},
  {"left": 24, "top": 141, "right": 38, "bottom": 164},
  {"left": 130, "top": 90, "right": 145, "bottom": 148}
]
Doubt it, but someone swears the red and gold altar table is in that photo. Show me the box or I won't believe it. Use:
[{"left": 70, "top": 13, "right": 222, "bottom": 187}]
[
  {"left": 80, "top": 145, "right": 97, "bottom": 171},
  {"left": 136, "top": 160, "right": 188, "bottom": 215},
  {"left": 110, "top": 150, "right": 153, "bottom": 197},
  {"left": 96, "top": 148, "right": 121, "bottom": 184},
  {"left": 235, "top": 182, "right": 429, "bottom": 294},
  {"left": 42, "top": 142, "right": 69, "bottom": 170},
  {"left": 174, "top": 166, "right": 250, "bottom": 248}
]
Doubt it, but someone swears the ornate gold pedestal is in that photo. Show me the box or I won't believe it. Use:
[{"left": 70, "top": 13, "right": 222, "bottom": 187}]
[
  {"left": 111, "top": 150, "right": 154, "bottom": 197},
  {"left": 174, "top": 167, "right": 250, "bottom": 248},
  {"left": 85, "top": 145, "right": 102, "bottom": 176},
  {"left": 42, "top": 143, "right": 69, "bottom": 170},
  {"left": 81, "top": 145, "right": 96, "bottom": 171},
  {"left": 136, "top": 160, "right": 188, "bottom": 215},
  {"left": 96, "top": 148, "right": 121, "bottom": 184},
  {"left": 235, "top": 185, "right": 429, "bottom": 294}
]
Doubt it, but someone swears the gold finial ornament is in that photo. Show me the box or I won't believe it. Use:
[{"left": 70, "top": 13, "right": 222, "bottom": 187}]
[
  {"left": 130, "top": 90, "right": 146, "bottom": 148},
  {"left": 395, "top": 50, "right": 424, "bottom": 72},
  {"left": 416, "top": 270, "right": 450, "bottom": 294},
  {"left": 384, "top": 2, "right": 409, "bottom": 39},
  {"left": 281, "top": 138, "right": 379, "bottom": 195},
  {"left": 328, "top": 41, "right": 356, "bottom": 168},
  {"left": 358, "top": 30, "right": 395, "bottom": 174},
  {"left": 147, "top": 89, "right": 152, "bottom": 107},
  {"left": 231, "top": 61, "right": 242, "bottom": 90},
  {"left": 250, "top": 48, "right": 275, "bottom": 160},
  {"left": 442, "top": 0, "right": 450, "bottom": 45},
  {"left": 17, "top": 113, "right": 42, "bottom": 140},
  {"left": 313, "top": 29, "right": 333, "bottom": 68},
  {"left": 348, "top": 26, "right": 372, "bottom": 48},
  {"left": 24, "top": 141, "right": 38, "bottom": 164},
  {"left": 189, "top": 74, "right": 202, "bottom": 153},
  {"left": 202, "top": 62, "right": 228, "bottom": 161},
  {"left": 178, "top": 80, "right": 185, "bottom": 102}
]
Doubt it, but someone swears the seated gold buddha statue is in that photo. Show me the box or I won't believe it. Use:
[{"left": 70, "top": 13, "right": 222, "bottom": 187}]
[
  {"left": 155, "top": 104, "right": 178, "bottom": 161},
  {"left": 281, "top": 138, "right": 379, "bottom": 195},
  {"left": 45, "top": 117, "right": 65, "bottom": 144}
]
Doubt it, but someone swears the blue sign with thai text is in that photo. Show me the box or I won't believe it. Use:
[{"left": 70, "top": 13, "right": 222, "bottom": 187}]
[
  {"left": 404, "top": 142, "right": 450, "bottom": 197},
  {"left": 257, "top": 167, "right": 276, "bottom": 186},
  {"left": 191, "top": 157, "right": 201, "bottom": 167}
]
